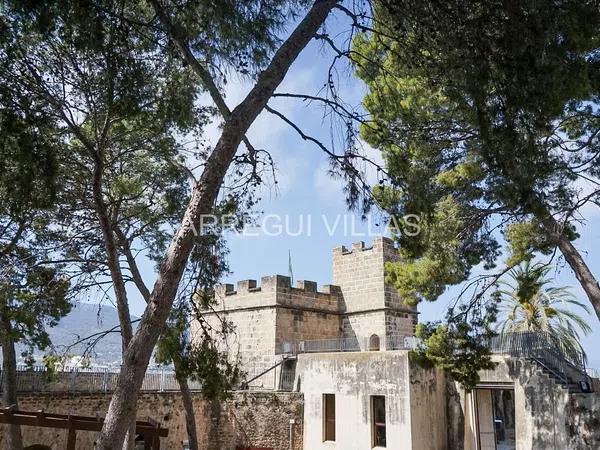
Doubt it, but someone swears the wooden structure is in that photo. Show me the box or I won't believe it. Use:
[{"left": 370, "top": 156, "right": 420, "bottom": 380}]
[{"left": 0, "top": 406, "right": 168, "bottom": 449}]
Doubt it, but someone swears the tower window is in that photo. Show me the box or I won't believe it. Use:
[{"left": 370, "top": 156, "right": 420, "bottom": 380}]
[
  {"left": 371, "top": 395, "right": 386, "bottom": 447},
  {"left": 323, "top": 393, "right": 336, "bottom": 441},
  {"left": 369, "top": 334, "right": 381, "bottom": 351}
]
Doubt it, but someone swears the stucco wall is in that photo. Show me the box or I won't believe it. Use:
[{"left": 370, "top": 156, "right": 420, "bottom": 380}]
[
  {"left": 409, "top": 363, "right": 447, "bottom": 450},
  {"left": 1, "top": 391, "right": 303, "bottom": 450},
  {"left": 565, "top": 392, "right": 600, "bottom": 448},
  {"left": 451, "top": 356, "right": 600, "bottom": 450},
  {"left": 295, "top": 351, "right": 447, "bottom": 450}
]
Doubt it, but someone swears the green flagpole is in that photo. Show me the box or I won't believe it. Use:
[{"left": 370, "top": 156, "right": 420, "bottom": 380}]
[{"left": 288, "top": 249, "right": 293, "bottom": 287}]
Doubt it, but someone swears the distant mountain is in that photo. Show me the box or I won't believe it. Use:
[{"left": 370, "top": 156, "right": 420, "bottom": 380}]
[{"left": 18, "top": 303, "right": 139, "bottom": 368}]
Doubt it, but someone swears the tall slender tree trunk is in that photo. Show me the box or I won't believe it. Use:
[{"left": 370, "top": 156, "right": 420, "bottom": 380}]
[
  {"left": 0, "top": 315, "right": 23, "bottom": 450},
  {"left": 541, "top": 215, "right": 600, "bottom": 321},
  {"left": 122, "top": 420, "right": 136, "bottom": 450},
  {"left": 175, "top": 362, "right": 199, "bottom": 450},
  {"left": 95, "top": 2, "right": 338, "bottom": 447},
  {"left": 91, "top": 146, "right": 136, "bottom": 450}
]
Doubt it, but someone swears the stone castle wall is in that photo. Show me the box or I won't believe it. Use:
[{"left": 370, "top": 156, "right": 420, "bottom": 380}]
[
  {"left": 199, "top": 276, "right": 343, "bottom": 387},
  {"left": 275, "top": 308, "right": 341, "bottom": 348},
  {"left": 385, "top": 310, "right": 417, "bottom": 337},
  {"left": 341, "top": 311, "right": 387, "bottom": 348},
  {"left": 333, "top": 238, "right": 417, "bottom": 341},
  {"left": 197, "top": 237, "right": 418, "bottom": 385},
  {"left": 204, "top": 307, "right": 279, "bottom": 388},
  {"left": 211, "top": 275, "right": 342, "bottom": 312},
  {"left": 3, "top": 391, "right": 303, "bottom": 450}
]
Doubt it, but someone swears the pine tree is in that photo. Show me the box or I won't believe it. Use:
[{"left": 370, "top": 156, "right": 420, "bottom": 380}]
[{"left": 354, "top": 0, "right": 600, "bottom": 318}]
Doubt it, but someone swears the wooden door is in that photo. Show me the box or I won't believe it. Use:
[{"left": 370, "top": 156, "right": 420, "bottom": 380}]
[{"left": 476, "top": 389, "right": 496, "bottom": 450}]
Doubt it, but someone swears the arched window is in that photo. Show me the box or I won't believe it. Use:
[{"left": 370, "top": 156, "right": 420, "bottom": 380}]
[{"left": 368, "top": 334, "right": 380, "bottom": 351}]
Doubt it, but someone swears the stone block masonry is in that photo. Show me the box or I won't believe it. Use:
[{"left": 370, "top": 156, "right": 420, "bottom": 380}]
[
  {"left": 3, "top": 391, "right": 303, "bottom": 450},
  {"left": 198, "top": 275, "right": 343, "bottom": 387},
  {"left": 196, "top": 237, "right": 418, "bottom": 386},
  {"left": 333, "top": 238, "right": 418, "bottom": 346},
  {"left": 332, "top": 238, "right": 415, "bottom": 313}
]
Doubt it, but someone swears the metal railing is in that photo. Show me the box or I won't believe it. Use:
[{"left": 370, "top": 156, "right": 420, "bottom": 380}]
[
  {"left": 385, "top": 335, "right": 418, "bottom": 351},
  {"left": 487, "top": 332, "right": 588, "bottom": 385},
  {"left": 280, "top": 332, "right": 588, "bottom": 386},
  {"left": 298, "top": 337, "right": 361, "bottom": 353},
  {"left": 278, "top": 334, "right": 416, "bottom": 355},
  {"left": 279, "top": 369, "right": 296, "bottom": 391},
  {"left": 0, "top": 365, "right": 203, "bottom": 394}
]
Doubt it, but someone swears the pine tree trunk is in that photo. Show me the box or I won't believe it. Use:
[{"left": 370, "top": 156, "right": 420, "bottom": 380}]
[
  {"left": 176, "top": 364, "right": 199, "bottom": 450},
  {"left": 0, "top": 315, "right": 23, "bottom": 450},
  {"left": 123, "top": 422, "right": 137, "bottom": 450},
  {"left": 95, "top": 2, "right": 337, "bottom": 447},
  {"left": 91, "top": 139, "right": 137, "bottom": 450},
  {"left": 91, "top": 151, "right": 134, "bottom": 348},
  {"left": 541, "top": 215, "right": 600, "bottom": 321}
]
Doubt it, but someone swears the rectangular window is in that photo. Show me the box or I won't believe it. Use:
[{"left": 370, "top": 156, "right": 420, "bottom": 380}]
[
  {"left": 371, "top": 395, "right": 386, "bottom": 448},
  {"left": 323, "top": 394, "right": 336, "bottom": 441}
]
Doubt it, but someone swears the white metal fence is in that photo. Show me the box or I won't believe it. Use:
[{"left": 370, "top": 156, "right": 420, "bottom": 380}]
[
  {"left": 0, "top": 365, "right": 203, "bottom": 393},
  {"left": 278, "top": 334, "right": 417, "bottom": 354}
]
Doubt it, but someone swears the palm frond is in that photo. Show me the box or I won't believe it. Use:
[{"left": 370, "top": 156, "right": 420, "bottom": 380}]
[{"left": 495, "top": 262, "right": 591, "bottom": 359}]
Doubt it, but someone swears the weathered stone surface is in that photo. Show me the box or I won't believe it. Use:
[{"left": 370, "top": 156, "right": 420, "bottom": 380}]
[
  {"left": 198, "top": 238, "right": 419, "bottom": 386},
  {"left": 449, "top": 356, "right": 600, "bottom": 450},
  {"left": 295, "top": 351, "right": 447, "bottom": 450},
  {"left": 565, "top": 393, "right": 600, "bottom": 449},
  {"left": 1, "top": 391, "right": 303, "bottom": 450}
]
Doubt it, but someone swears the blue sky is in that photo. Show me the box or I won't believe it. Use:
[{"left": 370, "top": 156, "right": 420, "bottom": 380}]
[{"left": 125, "top": 13, "right": 600, "bottom": 370}]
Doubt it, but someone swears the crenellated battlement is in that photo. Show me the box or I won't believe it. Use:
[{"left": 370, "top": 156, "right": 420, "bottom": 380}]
[
  {"left": 207, "top": 237, "right": 410, "bottom": 316},
  {"left": 196, "top": 238, "right": 418, "bottom": 388},
  {"left": 216, "top": 275, "right": 342, "bottom": 298},
  {"left": 332, "top": 236, "right": 414, "bottom": 315},
  {"left": 332, "top": 236, "right": 397, "bottom": 257}
]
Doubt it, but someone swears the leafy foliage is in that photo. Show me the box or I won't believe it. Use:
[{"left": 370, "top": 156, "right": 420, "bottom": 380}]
[
  {"left": 496, "top": 262, "right": 591, "bottom": 358},
  {"left": 0, "top": 253, "right": 71, "bottom": 363},
  {"left": 355, "top": 0, "right": 600, "bottom": 303},
  {"left": 155, "top": 305, "right": 241, "bottom": 401},
  {"left": 156, "top": 220, "right": 244, "bottom": 399},
  {"left": 413, "top": 301, "right": 498, "bottom": 390},
  {"left": 166, "top": 0, "right": 311, "bottom": 78},
  {"left": 0, "top": 65, "right": 72, "bottom": 365}
]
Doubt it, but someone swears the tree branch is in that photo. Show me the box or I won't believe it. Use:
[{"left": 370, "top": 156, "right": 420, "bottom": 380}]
[{"left": 97, "top": 2, "right": 339, "bottom": 447}]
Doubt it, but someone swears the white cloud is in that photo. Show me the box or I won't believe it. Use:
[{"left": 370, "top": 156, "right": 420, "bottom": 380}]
[
  {"left": 359, "top": 138, "right": 385, "bottom": 187},
  {"left": 572, "top": 176, "right": 600, "bottom": 220},
  {"left": 314, "top": 161, "right": 345, "bottom": 203}
]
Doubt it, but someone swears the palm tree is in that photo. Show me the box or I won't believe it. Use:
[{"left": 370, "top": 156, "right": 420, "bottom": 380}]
[{"left": 496, "top": 261, "right": 591, "bottom": 359}]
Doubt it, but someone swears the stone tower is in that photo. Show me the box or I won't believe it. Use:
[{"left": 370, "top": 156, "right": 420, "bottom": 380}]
[
  {"left": 197, "top": 236, "right": 418, "bottom": 387},
  {"left": 333, "top": 237, "right": 417, "bottom": 348}
]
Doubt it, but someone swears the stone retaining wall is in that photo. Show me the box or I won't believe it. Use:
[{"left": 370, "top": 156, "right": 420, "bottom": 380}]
[{"left": 1, "top": 391, "right": 303, "bottom": 450}]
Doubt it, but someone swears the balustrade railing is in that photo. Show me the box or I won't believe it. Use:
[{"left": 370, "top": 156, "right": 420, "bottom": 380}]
[
  {"left": 280, "top": 332, "right": 588, "bottom": 386},
  {"left": 385, "top": 335, "right": 418, "bottom": 351}
]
